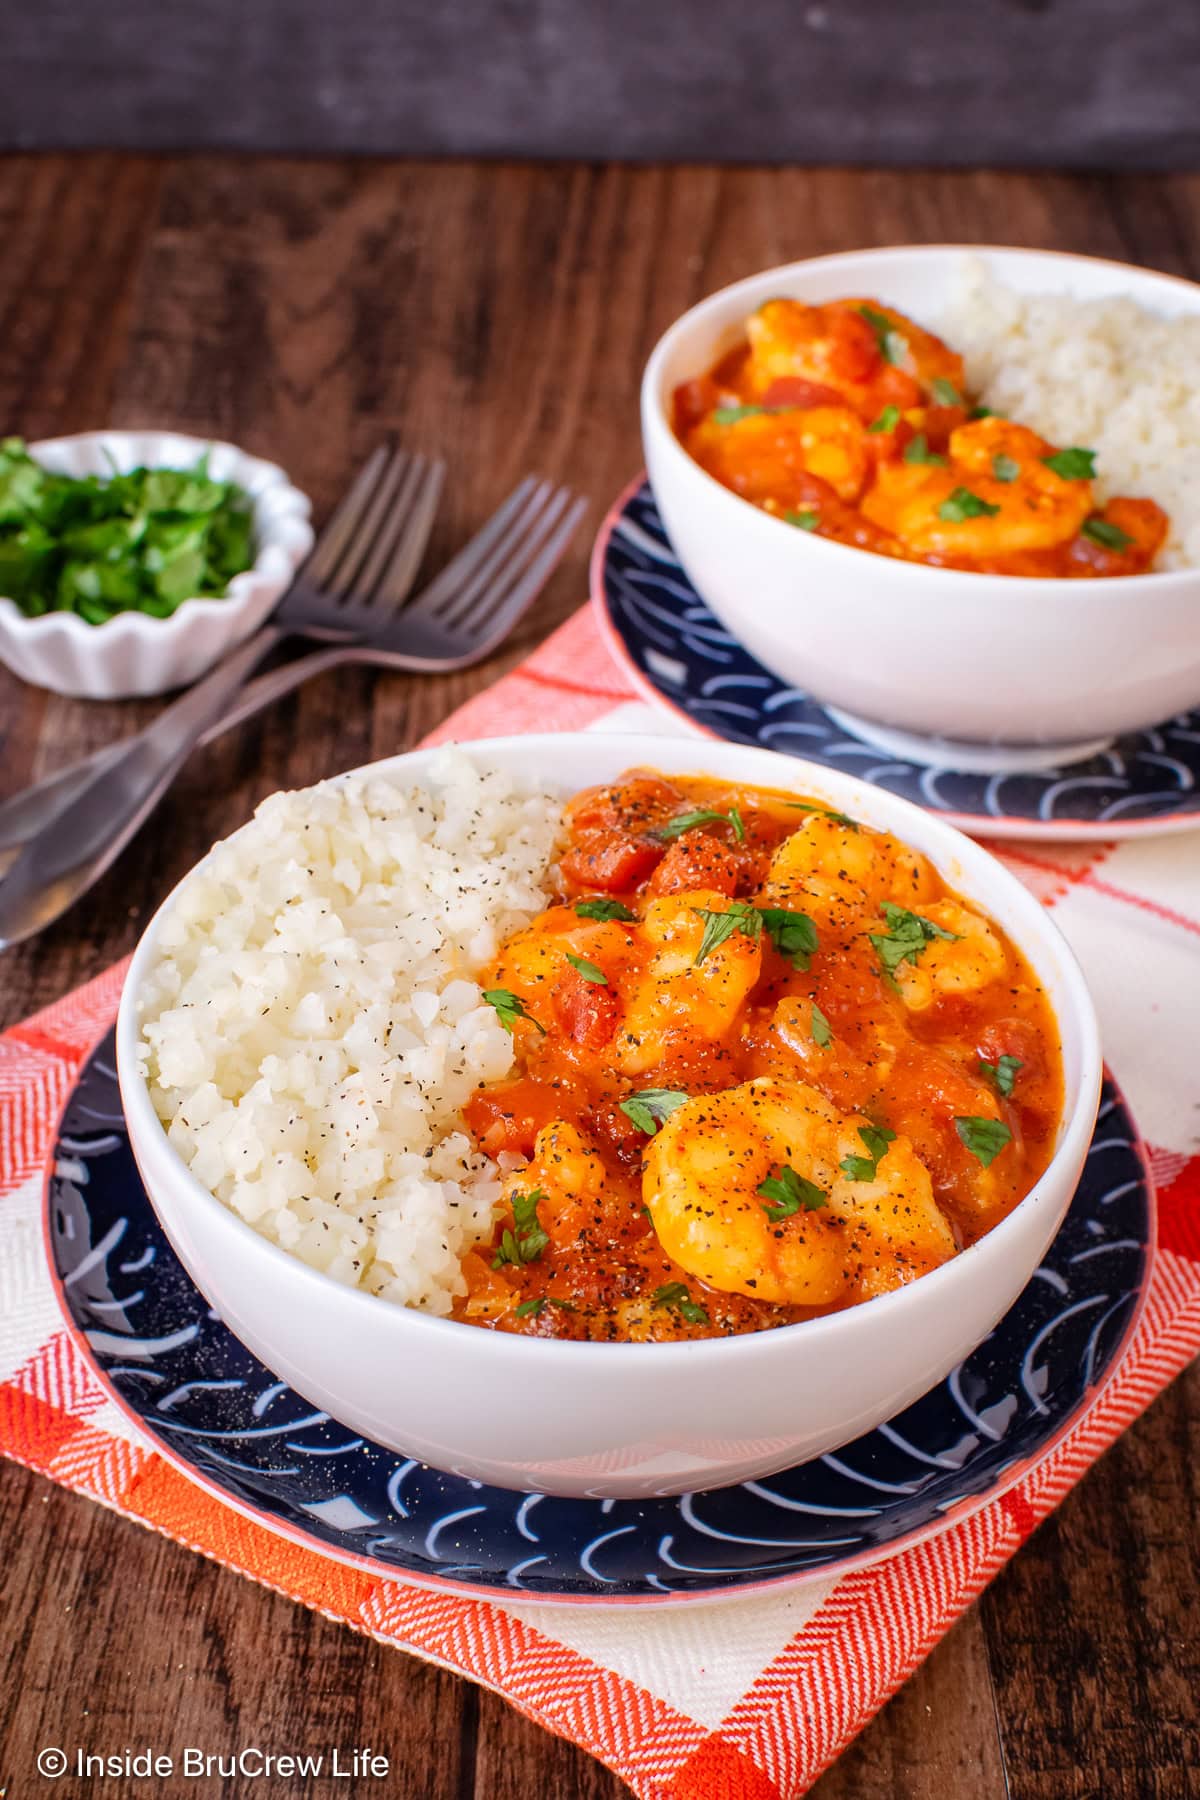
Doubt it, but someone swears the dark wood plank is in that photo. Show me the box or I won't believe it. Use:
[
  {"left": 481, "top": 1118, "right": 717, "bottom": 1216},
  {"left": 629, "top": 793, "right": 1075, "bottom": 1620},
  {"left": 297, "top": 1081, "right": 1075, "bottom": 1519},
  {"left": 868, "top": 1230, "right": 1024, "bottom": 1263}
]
[
  {"left": 980, "top": 1373, "right": 1200, "bottom": 1800},
  {"left": 5, "top": 1, "right": 1200, "bottom": 169},
  {"left": 1, "top": 157, "right": 1198, "bottom": 1800},
  {"left": 809, "top": 1610, "right": 1008, "bottom": 1799}
]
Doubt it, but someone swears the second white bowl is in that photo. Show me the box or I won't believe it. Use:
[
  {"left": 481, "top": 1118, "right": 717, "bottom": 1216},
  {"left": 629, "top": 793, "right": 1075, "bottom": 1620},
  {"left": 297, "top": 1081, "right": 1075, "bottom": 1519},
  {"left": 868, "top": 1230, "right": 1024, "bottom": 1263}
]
[{"left": 641, "top": 245, "right": 1200, "bottom": 751}]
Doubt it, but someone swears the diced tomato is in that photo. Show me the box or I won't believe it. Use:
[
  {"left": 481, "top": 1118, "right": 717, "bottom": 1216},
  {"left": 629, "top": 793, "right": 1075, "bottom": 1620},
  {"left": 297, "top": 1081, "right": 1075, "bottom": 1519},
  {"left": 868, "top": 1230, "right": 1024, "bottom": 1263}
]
[
  {"left": 871, "top": 363, "right": 924, "bottom": 410},
  {"left": 761, "top": 376, "right": 848, "bottom": 411},
  {"left": 551, "top": 965, "right": 621, "bottom": 1051},
  {"left": 976, "top": 1019, "right": 1044, "bottom": 1082},
  {"left": 646, "top": 832, "right": 740, "bottom": 897},
  {"left": 559, "top": 834, "right": 663, "bottom": 893},
  {"left": 463, "top": 1079, "right": 581, "bottom": 1157},
  {"left": 812, "top": 934, "right": 893, "bottom": 1026},
  {"left": 920, "top": 402, "right": 967, "bottom": 445},
  {"left": 1066, "top": 496, "right": 1169, "bottom": 577},
  {"left": 566, "top": 774, "right": 682, "bottom": 839},
  {"left": 585, "top": 1097, "right": 653, "bottom": 1168}
]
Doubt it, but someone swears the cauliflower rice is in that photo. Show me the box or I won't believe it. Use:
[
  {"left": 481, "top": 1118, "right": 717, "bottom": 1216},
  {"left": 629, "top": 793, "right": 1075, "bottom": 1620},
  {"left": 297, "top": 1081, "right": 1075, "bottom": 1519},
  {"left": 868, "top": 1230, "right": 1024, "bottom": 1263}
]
[
  {"left": 943, "top": 258, "right": 1200, "bottom": 569},
  {"left": 137, "top": 749, "right": 563, "bottom": 1315}
]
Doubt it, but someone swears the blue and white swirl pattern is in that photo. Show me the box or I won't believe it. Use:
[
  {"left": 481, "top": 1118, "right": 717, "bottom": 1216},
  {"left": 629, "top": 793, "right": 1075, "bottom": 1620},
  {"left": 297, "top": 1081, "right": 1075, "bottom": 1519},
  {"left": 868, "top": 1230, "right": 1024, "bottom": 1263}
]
[
  {"left": 49, "top": 1032, "right": 1149, "bottom": 1601},
  {"left": 600, "top": 481, "right": 1200, "bottom": 834}
]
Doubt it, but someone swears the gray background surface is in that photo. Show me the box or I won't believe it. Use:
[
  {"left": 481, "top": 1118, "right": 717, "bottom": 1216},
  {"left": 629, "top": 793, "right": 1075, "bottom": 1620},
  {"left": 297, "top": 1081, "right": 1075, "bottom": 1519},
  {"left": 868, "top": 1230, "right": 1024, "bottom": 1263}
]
[{"left": 5, "top": 0, "right": 1200, "bottom": 164}]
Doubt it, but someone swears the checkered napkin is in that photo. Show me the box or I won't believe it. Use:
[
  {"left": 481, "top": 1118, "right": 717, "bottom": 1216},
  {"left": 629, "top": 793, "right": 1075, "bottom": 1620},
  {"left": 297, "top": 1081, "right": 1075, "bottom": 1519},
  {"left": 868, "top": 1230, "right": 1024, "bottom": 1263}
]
[{"left": 3, "top": 604, "right": 1199, "bottom": 1800}]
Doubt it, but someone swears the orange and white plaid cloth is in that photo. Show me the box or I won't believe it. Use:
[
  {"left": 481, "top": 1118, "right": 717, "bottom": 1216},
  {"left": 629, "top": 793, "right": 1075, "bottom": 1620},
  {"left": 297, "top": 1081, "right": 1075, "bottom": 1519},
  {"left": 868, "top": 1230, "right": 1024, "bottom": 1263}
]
[{"left": 3, "top": 605, "right": 1199, "bottom": 1799}]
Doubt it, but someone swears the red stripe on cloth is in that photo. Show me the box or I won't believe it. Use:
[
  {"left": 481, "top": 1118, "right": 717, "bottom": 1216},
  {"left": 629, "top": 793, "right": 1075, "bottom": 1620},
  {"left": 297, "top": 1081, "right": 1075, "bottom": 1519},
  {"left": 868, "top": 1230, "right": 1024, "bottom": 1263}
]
[
  {"left": 8, "top": 960, "right": 129, "bottom": 1060},
  {"left": 993, "top": 842, "right": 1113, "bottom": 907},
  {"left": 0, "top": 1381, "right": 88, "bottom": 1469},
  {"left": 1156, "top": 1155, "right": 1200, "bottom": 1262},
  {"left": 5, "top": 1023, "right": 83, "bottom": 1064},
  {"left": 666, "top": 1735, "right": 784, "bottom": 1800},
  {"left": 1082, "top": 872, "right": 1200, "bottom": 941}
]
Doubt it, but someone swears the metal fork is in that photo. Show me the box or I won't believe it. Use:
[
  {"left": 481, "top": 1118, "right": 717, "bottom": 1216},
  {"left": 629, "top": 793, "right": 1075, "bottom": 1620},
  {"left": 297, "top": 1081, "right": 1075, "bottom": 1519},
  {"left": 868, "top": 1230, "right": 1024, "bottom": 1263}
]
[{"left": 0, "top": 458, "right": 586, "bottom": 948}]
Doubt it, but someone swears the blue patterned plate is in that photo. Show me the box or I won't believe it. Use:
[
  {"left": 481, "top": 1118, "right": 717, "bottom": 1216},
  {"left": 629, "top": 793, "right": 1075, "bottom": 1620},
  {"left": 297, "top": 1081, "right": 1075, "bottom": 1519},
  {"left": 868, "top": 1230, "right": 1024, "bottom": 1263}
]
[
  {"left": 48, "top": 1030, "right": 1151, "bottom": 1606},
  {"left": 592, "top": 478, "right": 1200, "bottom": 843}
]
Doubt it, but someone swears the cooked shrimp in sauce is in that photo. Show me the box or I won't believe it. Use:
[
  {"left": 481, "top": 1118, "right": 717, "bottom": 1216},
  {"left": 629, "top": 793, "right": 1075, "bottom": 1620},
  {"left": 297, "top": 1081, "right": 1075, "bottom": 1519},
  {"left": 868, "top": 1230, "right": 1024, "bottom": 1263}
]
[
  {"left": 673, "top": 297, "right": 1168, "bottom": 576},
  {"left": 456, "top": 772, "right": 1063, "bottom": 1341}
]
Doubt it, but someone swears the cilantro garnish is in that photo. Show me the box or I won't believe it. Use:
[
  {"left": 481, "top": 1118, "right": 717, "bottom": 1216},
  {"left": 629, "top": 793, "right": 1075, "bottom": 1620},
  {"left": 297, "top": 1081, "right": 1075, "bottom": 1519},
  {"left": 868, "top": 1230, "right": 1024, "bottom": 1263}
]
[
  {"left": 938, "top": 487, "right": 1001, "bottom": 522},
  {"left": 969, "top": 405, "right": 1001, "bottom": 420},
  {"left": 955, "top": 1116, "right": 1013, "bottom": 1167},
  {"left": 653, "top": 806, "right": 745, "bottom": 843},
  {"left": 759, "top": 906, "right": 819, "bottom": 972},
  {"left": 691, "top": 901, "right": 818, "bottom": 970},
  {"left": 515, "top": 1294, "right": 577, "bottom": 1319},
  {"left": 565, "top": 951, "right": 608, "bottom": 986},
  {"left": 931, "top": 377, "right": 962, "bottom": 406},
  {"left": 785, "top": 509, "right": 819, "bottom": 531},
  {"left": 992, "top": 453, "right": 1020, "bottom": 483},
  {"left": 903, "top": 433, "right": 947, "bottom": 467},
  {"left": 692, "top": 900, "right": 762, "bottom": 965},
  {"left": 483, "top": 988, "right": 545, "bottom": 1035},
  {"left": 653, "top": 1282, "right": 709, "bottom": 1325},
  {"left": 980, "top": 1054, "right": 1023, "bottom": 1098},
  {"left": 713, "top": 404, "right": 766, "bottom": 424},
  {"left": 869, "top": 902, "right": 960, "bottom": 975},
  {"left": 1042, "top": 447, "right": 1097, "bottom": 480},
  {"left": 840, "top": 1123, "right": 897, "bottom": 1182},
  {"left": 620, "top": 1089, "right": 689, "bottom": 1135},
  {"left": 1082, "top": 516, "right": 1133, "bottom": 551},
  {"left": 858, "top": 305, "right": 907, "bottom": 366},
  {"left": 492, "top": 1189, "right": 550, "bottom": 1269},
  {"left": 575, "top": 897, "right": 636, "bottom": 923},
  {"left": 0, "top": 438, "right": 256, "bottom": 625},
  {"left": 757, "top": 1163, "right": 828, "bottom": 1221},
  {"left": 810, "top": 1000, "right": 833, "bottom": 1048},
  {"left": 868, "top": 405, "right": 900, "bottom": 434}
]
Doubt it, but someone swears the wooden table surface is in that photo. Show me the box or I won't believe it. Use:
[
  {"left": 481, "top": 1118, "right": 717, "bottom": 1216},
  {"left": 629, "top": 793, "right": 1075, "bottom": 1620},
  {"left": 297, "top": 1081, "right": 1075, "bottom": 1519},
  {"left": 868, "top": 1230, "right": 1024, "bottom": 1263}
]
[{"left": 1, "top": 157, "right": 1198, "bottom": 1799}]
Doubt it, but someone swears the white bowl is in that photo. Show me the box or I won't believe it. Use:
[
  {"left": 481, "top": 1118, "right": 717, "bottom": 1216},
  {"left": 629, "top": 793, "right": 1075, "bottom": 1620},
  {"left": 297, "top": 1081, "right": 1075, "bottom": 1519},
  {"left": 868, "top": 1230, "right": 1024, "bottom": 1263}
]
[
  {"left": 641, "top": 245, "right": 1200, "bottom": 753},
  {"left": 0, "top": 431, "right": 313, "bottom": 699},
  {"left": 116, "top": 732, "right": 1102, "bottom": 1499}
]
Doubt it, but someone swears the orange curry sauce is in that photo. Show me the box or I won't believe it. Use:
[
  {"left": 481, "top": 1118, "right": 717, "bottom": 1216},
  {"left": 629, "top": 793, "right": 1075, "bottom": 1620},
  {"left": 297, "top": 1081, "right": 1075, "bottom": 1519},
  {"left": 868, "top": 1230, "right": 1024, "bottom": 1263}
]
[
  {"left": 673, "top": 297, "right": 1167, "bottom": 576},
  {"left": 457, "top": 771, "right": 1064, "bottom": 1341}
]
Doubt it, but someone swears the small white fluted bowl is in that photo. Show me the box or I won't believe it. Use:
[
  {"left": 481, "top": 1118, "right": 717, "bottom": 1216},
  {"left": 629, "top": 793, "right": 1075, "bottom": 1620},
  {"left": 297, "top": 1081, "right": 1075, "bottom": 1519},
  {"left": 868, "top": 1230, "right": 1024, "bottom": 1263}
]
[
  {"left": 642, "top": 245, "right": 1200, "bottom": 753},
  {"left": 0, "top": 431, "right": 313, "bottom": 698},
  {"left": 117, "top": 733, "right": 1102, "bottom": 1499}
]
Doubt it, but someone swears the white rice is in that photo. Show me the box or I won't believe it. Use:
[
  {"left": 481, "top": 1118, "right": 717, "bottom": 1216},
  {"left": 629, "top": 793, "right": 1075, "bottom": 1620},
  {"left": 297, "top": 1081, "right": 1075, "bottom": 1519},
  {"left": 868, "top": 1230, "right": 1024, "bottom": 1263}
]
[
  {"left": 942, "top": 258, "right": 1200, "bottom": 568},
  {"left": 137, "top": 748, "right": 563, "bottom": 1315}
]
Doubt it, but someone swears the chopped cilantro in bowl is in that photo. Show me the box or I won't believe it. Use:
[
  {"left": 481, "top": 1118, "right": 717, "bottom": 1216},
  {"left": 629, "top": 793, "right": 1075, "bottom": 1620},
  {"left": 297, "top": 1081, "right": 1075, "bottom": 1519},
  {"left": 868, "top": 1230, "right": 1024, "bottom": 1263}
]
[{"left": 0, "top": 437, "right": 257, "bottom": 625}]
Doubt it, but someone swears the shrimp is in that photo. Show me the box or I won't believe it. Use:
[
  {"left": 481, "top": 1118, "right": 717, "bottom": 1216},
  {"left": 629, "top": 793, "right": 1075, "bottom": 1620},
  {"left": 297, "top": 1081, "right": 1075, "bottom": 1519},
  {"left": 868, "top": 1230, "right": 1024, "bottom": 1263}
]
[
  {"left": 686, "top": 405, "right": 870, "bottom": 504},
  {"left": 745, "top": 298, "right": 964, "bottom": 416},
  {"left": 861, "top": 416, "right": 1093, "bottom": 557},
  {"left": 643, "top": 1077, "right": 956, "bottom": 1305},
  {"left": 501, "top": 1119, "right": 609, "bottom": 1249},
  {"left": 760, "top": 812, "right": 937, "bottom": 930},
  {"left": 614, "top": 889, "right": 763, "bottom": 1075},
  {"left": 486, "top": 909, "right": 632, "bottom": 1036},
  {"left": 887, "top": 899, "right": 1010, "bottom": 1013}
]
